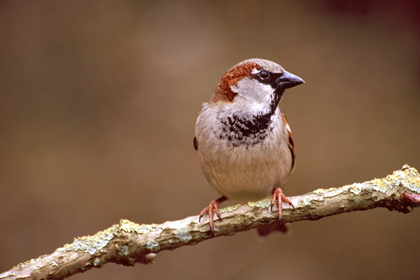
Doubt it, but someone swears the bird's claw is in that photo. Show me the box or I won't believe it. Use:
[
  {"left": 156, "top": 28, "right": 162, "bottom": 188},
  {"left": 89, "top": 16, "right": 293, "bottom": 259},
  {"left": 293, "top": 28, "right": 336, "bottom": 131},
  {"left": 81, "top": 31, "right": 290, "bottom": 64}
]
[
  {"left": 271, "top": 188, "right": 293, "bottom": 222},
  {"left": 199, "top": 196, "right": 227, "bottom": 236}
]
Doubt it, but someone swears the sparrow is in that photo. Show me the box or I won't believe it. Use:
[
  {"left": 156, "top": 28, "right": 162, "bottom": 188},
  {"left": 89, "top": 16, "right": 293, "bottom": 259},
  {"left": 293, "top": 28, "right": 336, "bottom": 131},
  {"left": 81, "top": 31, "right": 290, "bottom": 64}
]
[{"left": 194, "top": 58, "right": 304, "bottom": 235}]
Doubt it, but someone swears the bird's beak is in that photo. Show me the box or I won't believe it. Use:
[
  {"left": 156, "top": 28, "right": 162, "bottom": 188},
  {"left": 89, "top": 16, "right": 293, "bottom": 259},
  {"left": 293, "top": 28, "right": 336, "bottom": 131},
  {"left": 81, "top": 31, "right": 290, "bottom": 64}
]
[{"left": 276, "top": 71, "right": 304, "bottom": 89}]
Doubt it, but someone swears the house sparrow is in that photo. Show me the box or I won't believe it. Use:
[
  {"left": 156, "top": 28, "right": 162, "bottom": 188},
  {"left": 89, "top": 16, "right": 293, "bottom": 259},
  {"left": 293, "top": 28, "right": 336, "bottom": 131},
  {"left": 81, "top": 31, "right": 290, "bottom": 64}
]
[{"left": 194, "top": 58, "right": 304, "bottom": 235}]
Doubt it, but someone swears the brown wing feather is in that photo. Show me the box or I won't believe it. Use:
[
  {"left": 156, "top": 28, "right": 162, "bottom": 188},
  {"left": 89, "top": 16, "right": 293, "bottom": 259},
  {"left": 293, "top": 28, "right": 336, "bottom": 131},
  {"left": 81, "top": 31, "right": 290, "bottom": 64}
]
[
  {"left": 281, "top": 111, "right": 296, "bottom": 172},
  {"left": 193, "top": 136, "right": 198, "bottom": 151}
]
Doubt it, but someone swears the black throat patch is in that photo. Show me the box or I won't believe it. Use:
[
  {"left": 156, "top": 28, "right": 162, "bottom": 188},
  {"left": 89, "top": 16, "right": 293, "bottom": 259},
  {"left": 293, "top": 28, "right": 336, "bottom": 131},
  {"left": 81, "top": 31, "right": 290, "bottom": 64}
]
[
  {"left": 216, "top": 84, "right": 285, "bottom": 147},
  {"left": 218, "top": 111, "right": 275, "bottom": 147}
]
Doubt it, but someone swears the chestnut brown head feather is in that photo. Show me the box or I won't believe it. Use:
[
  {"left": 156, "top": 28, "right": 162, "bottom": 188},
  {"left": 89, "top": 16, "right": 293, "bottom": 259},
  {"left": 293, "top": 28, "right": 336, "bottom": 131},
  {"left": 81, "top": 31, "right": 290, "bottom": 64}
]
[
  {"left": 211, "top": 62, "right": 260, "bottom": 103},
  {"left": 209, "top": 58, "right": 302, "bottom": 111}
]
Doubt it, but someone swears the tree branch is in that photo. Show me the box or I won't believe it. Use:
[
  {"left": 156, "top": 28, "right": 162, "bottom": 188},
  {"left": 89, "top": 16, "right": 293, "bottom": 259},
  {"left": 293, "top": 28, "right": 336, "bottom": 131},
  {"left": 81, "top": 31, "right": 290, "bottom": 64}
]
[{"left": 1, "top": 165, "right": 419, "bottom": 280}]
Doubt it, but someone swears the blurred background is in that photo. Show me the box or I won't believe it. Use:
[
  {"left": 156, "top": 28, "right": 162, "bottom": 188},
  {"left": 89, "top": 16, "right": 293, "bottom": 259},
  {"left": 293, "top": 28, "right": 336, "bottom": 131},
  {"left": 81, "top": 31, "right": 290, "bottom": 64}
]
[{"left": 0, "top": 1, "right": 419, "bottom": 279}]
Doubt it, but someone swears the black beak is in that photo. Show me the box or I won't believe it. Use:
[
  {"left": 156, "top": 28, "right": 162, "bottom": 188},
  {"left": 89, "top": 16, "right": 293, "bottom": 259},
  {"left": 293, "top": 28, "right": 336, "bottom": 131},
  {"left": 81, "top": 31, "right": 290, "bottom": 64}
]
[{"left": 275, "top": 71, "right": 304, "bottom": 89}]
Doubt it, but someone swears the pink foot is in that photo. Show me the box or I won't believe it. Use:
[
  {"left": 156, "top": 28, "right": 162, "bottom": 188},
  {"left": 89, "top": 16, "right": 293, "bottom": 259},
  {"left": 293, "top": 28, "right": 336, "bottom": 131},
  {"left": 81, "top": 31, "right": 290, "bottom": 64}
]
[
  {"left": 199, "top": 196, "right": 227, "bottom": 235},
  {"left": 271, "top": 188, "right": 294, "bottom": 221}
]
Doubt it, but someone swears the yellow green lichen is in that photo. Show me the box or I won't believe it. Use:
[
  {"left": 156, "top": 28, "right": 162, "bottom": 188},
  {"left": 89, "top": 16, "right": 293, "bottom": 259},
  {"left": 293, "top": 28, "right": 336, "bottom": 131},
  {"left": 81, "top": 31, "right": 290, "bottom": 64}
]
[
  {"left": 93, "top": 258, "right": 101, "bottom": 266},
  {"left": 347, "top": 184, "right": 363, "bottom": 195},
  {"left": 59, "top": 228, "right": 116, "bottom": 254},
  {"left": 146, "top": 240, "right": 160, "bottom": 252},
  {"left": 175, "top": 228, "right": 192, "bottom": 243},
  {"left": 370, "top": 165, "right": 420, "bottom": 194},
  {"left": 247, "top": 198, "right": 271, "bottom": 208},
  {"left": 118, "top": 245, "right": 129, "bottom": 256},
  {"left": 120, "top": 219, "right": 159, "bottom": 234},
  {"left": 220, "top": 204, "right": 241, "bottom": 213}
]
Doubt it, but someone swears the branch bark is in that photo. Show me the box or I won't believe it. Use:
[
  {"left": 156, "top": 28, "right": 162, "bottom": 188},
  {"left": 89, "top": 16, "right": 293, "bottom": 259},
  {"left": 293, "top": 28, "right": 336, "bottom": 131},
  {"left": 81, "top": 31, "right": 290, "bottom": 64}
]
[{"left": 1, "top": 165, "right": 419, "bottom": 280}]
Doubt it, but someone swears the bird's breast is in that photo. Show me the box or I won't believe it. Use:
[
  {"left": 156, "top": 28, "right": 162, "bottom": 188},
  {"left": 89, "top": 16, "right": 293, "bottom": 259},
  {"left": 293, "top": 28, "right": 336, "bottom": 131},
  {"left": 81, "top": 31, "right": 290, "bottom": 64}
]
[{"left": 195, "top": 107, "right": 293, "bottom": 203}]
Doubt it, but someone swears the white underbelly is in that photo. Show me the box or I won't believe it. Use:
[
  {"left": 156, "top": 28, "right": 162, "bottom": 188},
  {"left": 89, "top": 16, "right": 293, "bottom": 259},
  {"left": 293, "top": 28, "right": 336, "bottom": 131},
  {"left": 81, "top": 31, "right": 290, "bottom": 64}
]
[{"left": 199, "top": 141, "right": 292, "bottom": 203}]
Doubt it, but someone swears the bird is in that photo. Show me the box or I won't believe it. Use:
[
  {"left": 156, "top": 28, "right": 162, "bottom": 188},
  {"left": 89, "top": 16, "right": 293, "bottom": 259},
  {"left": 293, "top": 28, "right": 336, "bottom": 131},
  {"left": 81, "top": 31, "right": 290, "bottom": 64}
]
[{"left": 194, "top": 58, "right": 304, "bottom": 235}]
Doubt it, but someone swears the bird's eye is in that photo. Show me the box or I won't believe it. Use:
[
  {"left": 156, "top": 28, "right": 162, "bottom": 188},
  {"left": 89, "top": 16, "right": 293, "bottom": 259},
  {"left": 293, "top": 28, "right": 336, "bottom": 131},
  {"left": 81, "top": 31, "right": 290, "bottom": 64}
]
[{"left": 258, "top": 69, "right": 270, "bottom": 80}]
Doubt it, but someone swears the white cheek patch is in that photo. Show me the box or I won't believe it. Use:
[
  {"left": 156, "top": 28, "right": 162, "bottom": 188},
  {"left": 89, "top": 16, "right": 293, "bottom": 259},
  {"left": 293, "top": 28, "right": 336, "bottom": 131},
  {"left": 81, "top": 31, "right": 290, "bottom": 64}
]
[
  {"left": 249, "top": 101, "right": 269, "bottom": 115},
  {"left": 233, "top": 78, "right": 273, "bottom": 99},
  {"left": 231, "top": 78, "right": 275, "bottom": 115}
]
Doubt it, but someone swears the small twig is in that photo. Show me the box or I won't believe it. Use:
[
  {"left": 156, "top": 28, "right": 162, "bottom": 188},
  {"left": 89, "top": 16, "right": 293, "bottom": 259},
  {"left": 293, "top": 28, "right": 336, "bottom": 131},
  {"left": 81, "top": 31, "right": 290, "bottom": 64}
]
[{"left": 1, "top": 165, "right": 419, "bottom": 280}]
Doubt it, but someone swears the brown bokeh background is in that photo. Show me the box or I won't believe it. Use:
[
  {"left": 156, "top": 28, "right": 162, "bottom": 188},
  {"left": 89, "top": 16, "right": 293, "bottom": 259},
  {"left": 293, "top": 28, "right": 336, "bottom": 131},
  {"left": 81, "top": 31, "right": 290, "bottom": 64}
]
[{"left": 1, "top": 1, "right": 419, "bottom": 279}]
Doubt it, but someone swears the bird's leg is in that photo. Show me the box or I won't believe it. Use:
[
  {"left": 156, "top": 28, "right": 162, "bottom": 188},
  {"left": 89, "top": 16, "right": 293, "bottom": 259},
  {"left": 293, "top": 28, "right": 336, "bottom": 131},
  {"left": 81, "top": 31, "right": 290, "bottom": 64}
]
[
  {"left": 199, "top": 196, "right": 228, "bottom": 235},
  {"left": 271, "top": 188, "right": 294, "bottom": 222}
]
